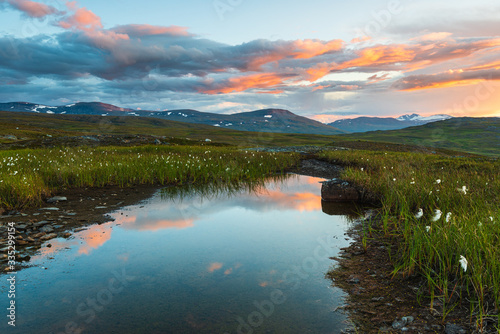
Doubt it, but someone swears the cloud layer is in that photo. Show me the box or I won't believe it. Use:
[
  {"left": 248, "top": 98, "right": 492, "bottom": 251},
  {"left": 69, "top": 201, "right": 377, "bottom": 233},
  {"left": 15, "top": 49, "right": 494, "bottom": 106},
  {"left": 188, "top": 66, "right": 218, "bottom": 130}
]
[{"left": 1, "top": 0, "right": 499, "bottom": 120}]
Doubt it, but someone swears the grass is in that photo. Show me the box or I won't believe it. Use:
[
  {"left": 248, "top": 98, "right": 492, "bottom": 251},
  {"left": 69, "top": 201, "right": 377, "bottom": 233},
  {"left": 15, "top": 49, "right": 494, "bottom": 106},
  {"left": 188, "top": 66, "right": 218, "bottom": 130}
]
[
  {"left": 0, "top": 111, "right": 337, "bottom": 147},
  {"left": 320, "top": 150, "right": 500, "bottom": 331},
  {"left": 343, "top": 117, "right": 500, "bottom": 157},
  {"left": 0, "top": 145, "right": 300, "bottom": 209}
]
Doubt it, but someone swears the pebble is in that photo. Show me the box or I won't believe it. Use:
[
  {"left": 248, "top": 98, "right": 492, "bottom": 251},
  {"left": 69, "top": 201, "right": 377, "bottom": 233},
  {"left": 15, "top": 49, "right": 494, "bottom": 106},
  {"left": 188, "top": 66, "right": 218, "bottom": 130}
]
[
  {"left": 445, "top": 323, "right": 466, "bottom": 334},
  {"left": 40, "top": 233, "right": 58, "bottom": 241},
  {"left": 40, "top": 226, "right": 54, "bottom": 233},
  {"left": 47, "top": 196, "right": 67, "bottom": 203},
  {"left": 95, "top": 206, "right": 107, "bottom": 209},
  {"left": 39, "top": 207, "right": 60, "bottom": 211}
]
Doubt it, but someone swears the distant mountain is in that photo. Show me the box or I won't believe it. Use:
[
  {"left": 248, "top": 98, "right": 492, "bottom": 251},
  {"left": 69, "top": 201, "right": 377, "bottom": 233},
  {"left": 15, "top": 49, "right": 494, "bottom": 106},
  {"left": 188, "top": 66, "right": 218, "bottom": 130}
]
[
  {"left": 0, "top": 102, "right": 344, "bottom": 135},
  {"left": 343, "top": 117, "right": 500, "bottom": 157},
  {"left": 329, "top": 114, "right": 453, "bottom": 133}
]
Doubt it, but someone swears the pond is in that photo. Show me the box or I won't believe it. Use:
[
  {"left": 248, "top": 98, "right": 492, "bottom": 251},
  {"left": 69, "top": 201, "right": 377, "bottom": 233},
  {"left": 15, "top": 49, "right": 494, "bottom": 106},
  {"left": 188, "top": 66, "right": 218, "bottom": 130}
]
[{"left": 1, "top": 174, "right": 358, "bottom": 334}]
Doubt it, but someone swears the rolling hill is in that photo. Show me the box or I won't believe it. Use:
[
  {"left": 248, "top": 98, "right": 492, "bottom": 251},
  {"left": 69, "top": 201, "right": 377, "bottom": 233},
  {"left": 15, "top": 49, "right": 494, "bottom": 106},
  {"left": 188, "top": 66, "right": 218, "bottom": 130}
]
[
  {"left": 343, "top": 117, "right": 500, "bottom": 157},
  {"left": 328, "top": 114, "right": 452, "bottom": 133},
  {"left": 0, "top": 102, "right": 344, "bottom": 136}
]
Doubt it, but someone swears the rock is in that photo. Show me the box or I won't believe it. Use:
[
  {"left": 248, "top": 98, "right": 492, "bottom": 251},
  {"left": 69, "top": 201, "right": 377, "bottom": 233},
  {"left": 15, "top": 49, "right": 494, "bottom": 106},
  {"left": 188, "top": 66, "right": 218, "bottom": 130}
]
[
  {"left": 95, "top": 206, "right": 107, "bottom": 209},
  {"left": 16, "top": 224, "right": 28, "bottom": 230},
  {"left": 3, "top": 135, "right": 17, "bottom": 140},
  {"left": 26, "top": 237, "right": 35, "bottom": 242},
  {"left": 40, "top": 226, "right": 54, "bottom": 233},
  {"left": 0, "top": 254, "right": 7, "bottom": 260},
  {"left": 40, "top": 233, "right": 57, "bottom": 241},
  {"left": 47, "top": 196, "right": 67, "bottom": 203},
  {"left": 154, "top": 139, "right": 162, "bottom": 145},
  {"left": 62, "top": 233, "right": 72, "bottom": 238},
  {"left": 321, "top": 179, "right": 360, "bottom": 202},
  {"left": 392, "top": 318, "right": 408, "bottom": 330},
  {"left": 39, "top": 207, "right": 59, "bottom": 211},
  {"left": 347, "top": 277, "right": 360, "bottom": 284},
  {"left": 402, "top": 316, "right": 414, "bottom": 323},
  {"left": 32, "top": 232, "right": 46, "bottom": 238},
  {"left": 445, "top": 323, "right": 466, "bottom": 334}
]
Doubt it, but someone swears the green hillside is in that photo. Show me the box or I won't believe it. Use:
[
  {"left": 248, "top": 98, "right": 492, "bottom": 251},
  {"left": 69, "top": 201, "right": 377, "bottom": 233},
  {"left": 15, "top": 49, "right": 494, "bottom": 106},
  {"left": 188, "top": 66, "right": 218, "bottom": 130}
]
[{"left": 343, "top": 117, "right": 500, "bottom": 157}]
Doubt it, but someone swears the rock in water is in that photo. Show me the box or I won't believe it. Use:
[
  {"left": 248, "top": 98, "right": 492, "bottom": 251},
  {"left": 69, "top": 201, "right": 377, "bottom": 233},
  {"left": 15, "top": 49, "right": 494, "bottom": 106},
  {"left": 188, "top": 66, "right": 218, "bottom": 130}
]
[{"left": 321, "top": 179, "right": 360, "bottom": 202}]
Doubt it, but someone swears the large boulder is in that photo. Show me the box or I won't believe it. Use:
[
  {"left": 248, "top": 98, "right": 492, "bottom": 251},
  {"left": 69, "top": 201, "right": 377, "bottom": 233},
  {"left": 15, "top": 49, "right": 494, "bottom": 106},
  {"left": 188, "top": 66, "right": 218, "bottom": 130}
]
[{"left": 321, "top": 179, "right": 360, "bottom": 202}]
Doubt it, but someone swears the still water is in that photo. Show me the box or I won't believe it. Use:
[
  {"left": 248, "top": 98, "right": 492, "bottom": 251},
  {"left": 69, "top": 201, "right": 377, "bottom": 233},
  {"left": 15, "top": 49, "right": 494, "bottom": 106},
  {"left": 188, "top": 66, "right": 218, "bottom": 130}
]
[{"left": 1, "top": 175, "right": 358, "bottom": 334}]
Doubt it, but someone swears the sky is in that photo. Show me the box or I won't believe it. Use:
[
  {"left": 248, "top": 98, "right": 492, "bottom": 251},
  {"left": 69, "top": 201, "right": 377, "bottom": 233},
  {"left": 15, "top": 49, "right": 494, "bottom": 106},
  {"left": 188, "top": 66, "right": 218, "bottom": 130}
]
[{"left": 1, "top": 0, "right": 499, "bottom": 122}]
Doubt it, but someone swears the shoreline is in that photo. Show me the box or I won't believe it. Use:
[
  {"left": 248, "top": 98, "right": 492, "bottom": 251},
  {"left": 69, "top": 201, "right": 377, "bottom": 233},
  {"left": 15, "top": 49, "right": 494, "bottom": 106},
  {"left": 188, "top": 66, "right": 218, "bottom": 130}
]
[{"left": 0, "top": 157, "right": 483, "bottom": 333}]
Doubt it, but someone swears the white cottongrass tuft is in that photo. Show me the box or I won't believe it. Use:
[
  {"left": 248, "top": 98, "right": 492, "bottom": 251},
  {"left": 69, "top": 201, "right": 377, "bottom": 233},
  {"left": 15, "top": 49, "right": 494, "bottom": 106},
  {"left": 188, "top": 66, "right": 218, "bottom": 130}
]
[
  {"left": 431, "top": 209, "right": 442, "bottom": 222},
  {"left": 446, "top": 212, "right": 452, "bottom": 223},
  {"left": 426, "top": 226, "right": 431, "bottom": 233},
  {"left": 415, "top": 208, "right": 423, "bottom": 219},
  {"left": 459, "top": 255, "right": 468, "bottom": 272},
  {"left": 435, "top": 179, "right": 441, "bottom": 184},
  {"left": 457, "top": 186, "right": 468, "bottom": 195}
]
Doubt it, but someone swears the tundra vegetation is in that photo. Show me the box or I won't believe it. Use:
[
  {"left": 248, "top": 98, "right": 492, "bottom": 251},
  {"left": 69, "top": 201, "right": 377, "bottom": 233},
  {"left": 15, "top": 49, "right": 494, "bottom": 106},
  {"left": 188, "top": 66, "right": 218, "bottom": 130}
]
[{"left": 321, "top": 150, "right": 499, "bottom": 331}]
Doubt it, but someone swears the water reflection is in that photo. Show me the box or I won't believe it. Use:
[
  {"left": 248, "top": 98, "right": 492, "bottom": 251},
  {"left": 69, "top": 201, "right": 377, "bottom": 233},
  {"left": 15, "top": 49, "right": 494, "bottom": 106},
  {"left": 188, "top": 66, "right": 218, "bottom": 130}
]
[{"left": 2, "top": 174, "right": 360, "bottom": 334}]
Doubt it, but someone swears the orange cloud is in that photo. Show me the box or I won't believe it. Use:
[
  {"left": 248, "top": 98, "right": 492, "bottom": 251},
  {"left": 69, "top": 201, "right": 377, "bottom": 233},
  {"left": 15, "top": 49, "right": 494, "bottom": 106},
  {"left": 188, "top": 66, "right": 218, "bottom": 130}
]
[
  {"left": 112, "top": 24, "right": 191, "bottom": 37},
  {"left": 59, "top": 1, "right": 102, "bottom": 31},
  {"left": 340, "top": 45, "right": 416, "bottom": 69},
  {"left": 224, "top": 268, "right": 233, "bottom": 275},
  {"left": 291, "top": 39, "right": 343, "bottom": 59},
  {"left": 6, "top": 0, "right": 59, "bottom": 18},
  {"left": 201, "top": 73, "right": 287, "bottom": 94},
  {"left": 208, "top": 262, "right": 223, "bottom": 273}
]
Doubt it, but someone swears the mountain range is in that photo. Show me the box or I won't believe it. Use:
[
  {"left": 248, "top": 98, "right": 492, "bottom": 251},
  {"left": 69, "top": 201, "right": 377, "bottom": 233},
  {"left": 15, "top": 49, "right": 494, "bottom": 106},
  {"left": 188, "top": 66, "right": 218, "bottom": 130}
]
[
  {"left": 0, "top": 102, "right": 344, "bottom": 135},
  {"left": 1, "top": 101, "right": 452, "bottom": 135},
  {"left": 328, "top": 114, "right": 453, "bottom": 133}
]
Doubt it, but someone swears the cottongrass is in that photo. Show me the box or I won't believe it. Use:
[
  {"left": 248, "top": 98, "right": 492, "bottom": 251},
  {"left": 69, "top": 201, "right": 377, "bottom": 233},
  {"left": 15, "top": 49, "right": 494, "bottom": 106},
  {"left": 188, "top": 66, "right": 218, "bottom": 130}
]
[
  {"left": 0, "top": 145, "right": 300, "bottom": 209},
  {"left": 320, "top": 149, "right": 500, "bottom": 331}
]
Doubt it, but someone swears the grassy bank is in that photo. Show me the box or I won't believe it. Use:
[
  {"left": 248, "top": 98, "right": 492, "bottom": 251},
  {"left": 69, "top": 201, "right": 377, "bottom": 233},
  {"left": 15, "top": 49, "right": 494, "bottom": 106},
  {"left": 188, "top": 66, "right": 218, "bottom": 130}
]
[
  {"left": 320, "top": 150, "right": 499, "bottom": 330},
  {"left": 0, "top": 145, "right": 300, "bottom": 209}
]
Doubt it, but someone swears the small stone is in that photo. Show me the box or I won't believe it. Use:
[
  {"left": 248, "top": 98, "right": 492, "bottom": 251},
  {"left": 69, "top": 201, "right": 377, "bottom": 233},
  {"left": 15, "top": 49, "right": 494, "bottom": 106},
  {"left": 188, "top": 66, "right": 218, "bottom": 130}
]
[
  {"left": 445, "top": 323, "right": 467, "bottom": 334},
  {"left": 66, "top": 213, "right": 77, "bottom": 216},
  {"left": 39, "top": 207, "right": 59, "bottom": 211},
  {"left": 40, "top": 233, "right": 57, "bottom": 241},
  {"left": 33, "top": 220, "right": 50, "bottom": 227},
  {"left": 26, "top": 237, "right": 35, "bottom": 242},
  {"left": 94, "top": 206, "right": 107, "bottom": 209},
  {"left": 62, "top": 233, "right": 72, "bottom": 238},
  {"left": 0, "top": 254, "right": 7, "bottom": 260},
  {"left": 392, "top": 318, "right": 407, "bottom": 329},
  {"left": 347, "top": 277, "right": 360, "bottom": 284},
  {"left": 33, "top": 213, "right": 40, "bottom": 216},
  {"left": 16, "top": 224, "right": 28, "bottom": 230},
  {"left": 40, "top": 226, "right": 54, "bottom": 233},
  {"left": 47, "top": 196, "right": 67, "bottom": 203},
  {"left": 402, "top": 316, "right": 414, "bottom": 323}
]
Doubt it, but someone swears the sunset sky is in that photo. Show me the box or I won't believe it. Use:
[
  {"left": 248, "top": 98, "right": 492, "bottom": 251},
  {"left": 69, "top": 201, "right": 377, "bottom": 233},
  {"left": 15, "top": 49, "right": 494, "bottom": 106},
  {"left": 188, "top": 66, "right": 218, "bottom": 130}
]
[{"left": 1, "top": 0, "right": 499, "bottom": 122}]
